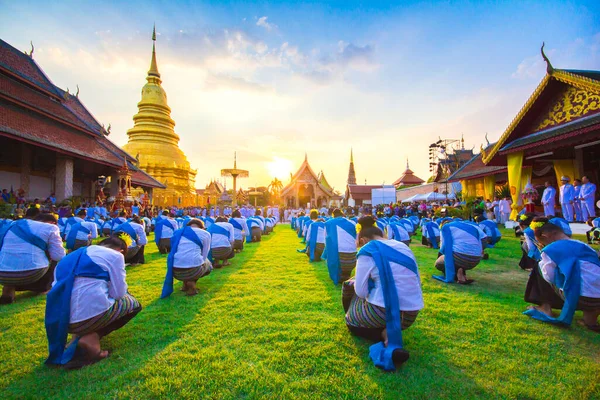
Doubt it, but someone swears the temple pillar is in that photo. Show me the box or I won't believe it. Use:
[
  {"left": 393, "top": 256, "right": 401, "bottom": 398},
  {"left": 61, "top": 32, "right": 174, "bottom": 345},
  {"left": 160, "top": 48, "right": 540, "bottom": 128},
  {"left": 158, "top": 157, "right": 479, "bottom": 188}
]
[
  {"left": 55, "top": 157, "right": 74, "bottom": 202},
  {"left": 20, "top": 143, "right": 31, "bottom": 197}
]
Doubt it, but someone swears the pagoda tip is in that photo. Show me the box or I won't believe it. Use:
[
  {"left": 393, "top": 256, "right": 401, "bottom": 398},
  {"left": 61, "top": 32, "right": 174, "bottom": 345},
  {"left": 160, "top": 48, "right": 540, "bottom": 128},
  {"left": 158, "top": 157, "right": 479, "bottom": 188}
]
[{"left": 152, "top": 23, "right": 156, "bottom": 41}]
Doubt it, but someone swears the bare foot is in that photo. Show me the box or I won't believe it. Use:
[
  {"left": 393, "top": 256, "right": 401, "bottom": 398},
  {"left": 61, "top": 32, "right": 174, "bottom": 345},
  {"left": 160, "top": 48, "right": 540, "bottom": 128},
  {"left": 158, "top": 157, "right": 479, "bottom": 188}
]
[
  {"left": 527, "top": 304, "right": 553, "bottom": 317},
  {"left": 223, "top": 261, "right": 231, "bottom": 266},
  {"left": 381, "top": 329, "right": 388, "bottom": 347},
  {"left": 77, "top": 333, "right": 102, "bottom": 358}
]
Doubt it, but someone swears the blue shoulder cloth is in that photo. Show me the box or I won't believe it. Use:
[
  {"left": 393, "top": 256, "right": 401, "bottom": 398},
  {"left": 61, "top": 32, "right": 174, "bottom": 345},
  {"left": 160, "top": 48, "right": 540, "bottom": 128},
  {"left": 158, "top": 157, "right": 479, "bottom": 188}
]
[
  {"left": 524, "top": 240, "right": 600, "bottom": 325},
  {"left": 433, "top": 222, "right": 480, "bottom": 283},
  {"left": 161, "top": 227, "right": 204, "bottom": 298},
  {"left": 358, "top": 240, "right": 419, "bottom": 371},
  {"left": 0, "top": 219, "right": 48, "bottom": 252}
]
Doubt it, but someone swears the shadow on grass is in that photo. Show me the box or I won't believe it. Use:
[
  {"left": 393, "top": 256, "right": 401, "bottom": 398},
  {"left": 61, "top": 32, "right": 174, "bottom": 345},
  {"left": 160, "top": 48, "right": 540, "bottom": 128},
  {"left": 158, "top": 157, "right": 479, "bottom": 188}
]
[{"left": 0, "top": 234, "right": 269, "bottom": 398}]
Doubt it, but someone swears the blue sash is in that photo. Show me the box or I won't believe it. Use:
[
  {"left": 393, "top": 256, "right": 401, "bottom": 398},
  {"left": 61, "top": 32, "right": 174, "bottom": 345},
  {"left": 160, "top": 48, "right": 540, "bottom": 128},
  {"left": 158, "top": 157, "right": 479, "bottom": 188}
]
[
  {"left": 45, "top": 248, "right": 110, "bottom": 365},
  {"left": 204, "top": 217, "right": 215, "bottom": 228},
  {"left": 523, "top": 227, "right": 541, "bottom": 260},
  {"left": 479, "top": 220, "right": 500, "bottom": 247},
  {"left": 424, "top": 222, "right": 440, "bottom": 249},
  {"left": 291, "top": 217, "right": 297, "bottom": 230},
  {"left": 245, "top": 218, "right": 261, "bottom": 242},
  {"left": 433, "top": 222, "right": 480, "bottom": 283},
  {"left": 549, "top": 217, "right": 572, "bottom": 236},
  {"left": 358, "top": 241, "right": 419, "bottom": 371},
  {"left": 524, "top": 240, "right": 600, "bottom": 325},
  {"left": 324, "top": 218, "right": 356, "bottom": 284},
  {"left": 208, "top": 223, "right": 230, "bottom": 261},
  {"left": 389, "top": 223, "right": 408, "bottom": 242},
  {"left": 0, "top": 219, "right": 48, "bottom": 252},
  {"left": 114, "top": 222, "right": 139, "bottom": 245},
  {"left": 229, "top": 218, "right": 243, "bottom": 232},
  {"left": 66, "top": 222, "right": 91, "bottom": 250},
  {"left": 302, "top": 220, "right": 313, "bottom": 244},
  {"left": 308, "top": 222, "right": 325, "bottom": 262},
  {"left": 297, "top": 217, "right": 307, "bottom": 238},
  {"left": 400, "top": 219, "right": 414, "bottom": 234},
  {"left": 161, "top": 227, "right": 204, "bottom": 298},
  {"left": 375, "top": 220, "right": 387, "bottom": 234},
  {"left": 154, "top": 218, "right": 171, "bottom": 245},
  {"left": 110, "top": 218, "right": 124, "bottom": 234}
]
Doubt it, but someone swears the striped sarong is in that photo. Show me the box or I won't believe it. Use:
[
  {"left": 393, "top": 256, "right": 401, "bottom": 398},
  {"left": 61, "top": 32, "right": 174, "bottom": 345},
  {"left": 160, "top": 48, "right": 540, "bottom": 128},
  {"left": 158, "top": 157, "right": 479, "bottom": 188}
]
[
  {"left": 158, "top": 238, "right": 171, "bottom": 254},
  {"left": 71, "top": 239, "right": 91, "bottom": 252},
  {"left": 173, "top": 263, "right": 212, "bottom": 282},
  {"left": 233, "top": 239, "right": 244, "bottom": 251},
  {"left": 401, "top": 240, "right": 411, "bottom": 247},
  {"left": 212, "top": 246, "right": 233, "bottom": 261},
  {"left": 251, "top": 227, "right": 262, "bottom": 242},
  {"left": 339, "top": 252, "right": 357, "bottom": 282},
  {"left": 345, "top": 294, "right": 418, "bottom": 330},
  {"left": 306, "top": 243, "right": 325, "bottom": 261},
  {"left": 69, "top": 293, "right": 140, "bottom": 336},
  {"left": 435, "top": 252, "right": 481, "bottom": 272},
  {"left": 0, "top": 267, "right": 48, "bottom": 286}
]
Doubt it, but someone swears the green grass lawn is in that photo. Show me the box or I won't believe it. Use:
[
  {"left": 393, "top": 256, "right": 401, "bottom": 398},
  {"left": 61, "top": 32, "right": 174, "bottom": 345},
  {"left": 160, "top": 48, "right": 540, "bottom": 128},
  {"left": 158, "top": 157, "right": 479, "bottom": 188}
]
[{"left": 1, "top": 225, "right": 599, "bottom": 399}]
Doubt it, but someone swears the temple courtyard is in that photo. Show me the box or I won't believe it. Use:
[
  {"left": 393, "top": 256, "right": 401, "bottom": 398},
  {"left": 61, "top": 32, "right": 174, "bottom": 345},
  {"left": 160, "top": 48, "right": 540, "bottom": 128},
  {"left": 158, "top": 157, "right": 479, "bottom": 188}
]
[{"left": 1, "top": 225, "right": 599, "bottom": 399}]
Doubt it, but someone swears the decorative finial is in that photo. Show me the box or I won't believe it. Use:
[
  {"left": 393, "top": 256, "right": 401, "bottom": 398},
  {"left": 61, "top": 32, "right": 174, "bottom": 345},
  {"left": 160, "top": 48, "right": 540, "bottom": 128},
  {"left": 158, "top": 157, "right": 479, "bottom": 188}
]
[
  {"left": 350, "top": 147, "right": 354, "bottom": 163},
  {"left": 26, "top": 41, "right": 34, "bottom": 58},
  {"left": 234, "top": 151, "right": 237, "bottom": 169},
  {"left": 107, "top": 123, "right": 111, "bottom": 135},
  {"left": 485, "top": 132, "right": 490, "bottom": 147},
  {"left": 152, "top": 23, "right": 156, "bottom": 41},
  {"left": 461, "top": 134, "right": 465, "bottom": 150},
  {"left": 406, "top": 157, "right": 409, "bottom": 170},
  {"left": 541, "top": 42, "right": 554, "bottom": 74},
  {"left": 148, "top": 24, "right": 161, "bottom": 78},
  {"left": 305, "top": 152, "right": 307, "bottom": 162},
  {"left": 75, "top": 84, "right": 80, "bottom": 98}
]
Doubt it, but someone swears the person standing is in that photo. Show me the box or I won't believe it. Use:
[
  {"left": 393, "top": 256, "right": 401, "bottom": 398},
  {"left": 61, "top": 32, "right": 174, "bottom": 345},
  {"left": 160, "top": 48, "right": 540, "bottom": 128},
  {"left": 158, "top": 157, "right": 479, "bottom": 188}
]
[
  {"left": 541, "top": 181, "right": 556, "bottom": 217},
  {"left": 573, "top": 179, "right": 584, "bottom": 222},
  {"left": 559, "top": 176, "right": 575, "bottom": 222},
  {"left": 580, "top": 176, "right": 597, "bottom": 219}
]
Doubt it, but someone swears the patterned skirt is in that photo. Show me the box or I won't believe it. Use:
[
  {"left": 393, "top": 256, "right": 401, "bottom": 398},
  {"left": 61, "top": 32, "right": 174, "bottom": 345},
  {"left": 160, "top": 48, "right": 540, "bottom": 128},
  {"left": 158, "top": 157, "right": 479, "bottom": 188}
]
[
  {"left": 307, "top": 243, "right": 325, "bottom": 261},
  {"left": 339, "top": 252, "right": 357, "bottom": 282},
  {"left": 233, "top": 239, "right": 244, "bottom": 251},
  {"left": 345, "top": 294, "right": 418, "bottom": 330},
  {"left": 251, "top": 227, "right": 262, "bottom": 242},
  {"left": 69, "top": 293, "right": 141, "bottom": 336},
  {"left": 212, "top": 246, "right": 234, "bottom": 260},
  {"left": 435, "top": 252, "right": 481, "bottom": 272},
  {"left": 173, "top": 263, "right": 212, "bottom": 282},
  {"left": 0, "top": 267, "right": 48, "bottom": 286}
]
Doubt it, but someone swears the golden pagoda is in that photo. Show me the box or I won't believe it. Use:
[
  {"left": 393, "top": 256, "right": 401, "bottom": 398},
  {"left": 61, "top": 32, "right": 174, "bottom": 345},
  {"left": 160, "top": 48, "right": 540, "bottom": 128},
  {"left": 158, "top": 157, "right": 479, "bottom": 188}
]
[{"left": 122, "top": 25, "right": 197, "bottom": 207}]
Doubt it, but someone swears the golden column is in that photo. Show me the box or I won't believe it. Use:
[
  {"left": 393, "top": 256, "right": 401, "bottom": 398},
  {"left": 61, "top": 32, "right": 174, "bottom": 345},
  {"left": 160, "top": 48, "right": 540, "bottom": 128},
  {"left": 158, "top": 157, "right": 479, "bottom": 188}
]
[{"left": 122, "top": 25, "right": 197, "bottom": 207}]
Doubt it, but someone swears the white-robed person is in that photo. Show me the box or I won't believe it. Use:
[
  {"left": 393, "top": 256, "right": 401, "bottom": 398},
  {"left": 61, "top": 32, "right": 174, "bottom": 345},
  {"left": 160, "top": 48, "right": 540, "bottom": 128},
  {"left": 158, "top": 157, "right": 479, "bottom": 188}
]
[
  {"left": 342, "top": 216, "right": 424, "bottom": 370},
  {"left": 154, "top": 211, "right": 179, "bottom": 254},
  {"left": 44, "top": 235, "right": 142, "bottom": 369},
  {"left": 541, "top": 181, "right": 557, "bottom": 217},
  {"left": 559, "top": 176, "right": 575, "bottom": 222},
  {"left": 580, "top": 176, "right": 597, "bottom": 219},
  {"left": 229, "top": 210, "right": 249, "bottom": 252},
  {"left": 421, "top": 220, "right": 441, "bottom": 249},
  {"left": 208, "top": 217, "right": 235, "bottom": 268},
  {"left": 0, "top": 209, "right": 66, "bottom": 304},
  {"left": 324, "top": 209, "right": 357, "bottom": 284},
  {"left": 305, "top": 215, "right": 326, "bottom": 262},
  {"left": 161, "top": 218, "right": 212, "bottom": 297},
  {"left": 387, "top": 221, "right": 411, "bottom": 247},
  {"left": 64, "top": 209, "right": 99, "bottom": 252},
  {"left": 113, "top": 216, "right": 147, "bottom": 265},
  {"left": 523, "top": 217, "right": 600, "bottom": 332},
  {"left": 433, "top": 221, "right": 483, "bottom": 284},
  {"left": 498, "top": 197, "right": 512, "bottom": 224}
]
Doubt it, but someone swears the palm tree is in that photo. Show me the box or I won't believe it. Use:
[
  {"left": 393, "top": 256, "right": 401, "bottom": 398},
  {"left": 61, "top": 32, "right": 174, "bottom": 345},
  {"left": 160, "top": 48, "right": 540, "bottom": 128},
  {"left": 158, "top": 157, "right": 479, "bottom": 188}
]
[{"left": 268, "top": 178, "right": 284, "bottom": 204}]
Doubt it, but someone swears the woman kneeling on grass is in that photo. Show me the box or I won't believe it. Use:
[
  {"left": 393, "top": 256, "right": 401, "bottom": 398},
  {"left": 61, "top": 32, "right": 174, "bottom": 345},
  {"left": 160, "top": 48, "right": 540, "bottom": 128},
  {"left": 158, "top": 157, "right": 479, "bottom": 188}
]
[
  {"left": 45, "top": 235, "right": 142, "bottom": 369},
  {"left": 524, "top": 217, "right": 600, "bottom": 332},
  {"left": 342, "top": 216, "right": 423, "bottom": 370},
  {"left": 161, "top": 219, "right": 212, "bottom": 298}
]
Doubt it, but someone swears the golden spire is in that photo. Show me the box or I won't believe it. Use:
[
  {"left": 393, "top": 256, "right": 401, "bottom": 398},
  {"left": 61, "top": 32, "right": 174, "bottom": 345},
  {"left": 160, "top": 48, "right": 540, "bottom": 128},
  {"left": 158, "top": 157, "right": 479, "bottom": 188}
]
[
  {"left": 148, "top": 24, "right": 160, "bottom": 79},
  {"left": 350, "top": 147, "right": 354, "bottom": 163}
]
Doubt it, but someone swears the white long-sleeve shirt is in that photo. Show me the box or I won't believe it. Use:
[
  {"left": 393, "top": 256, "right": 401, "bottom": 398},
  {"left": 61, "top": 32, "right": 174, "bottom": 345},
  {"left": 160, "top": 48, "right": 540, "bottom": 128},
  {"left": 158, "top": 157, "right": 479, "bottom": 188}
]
[
  {"left": 539, "top": 244, "right": 600, "bottom": 298},
  {"left": 306, "top": 223, "right": 326, "bottom": 244},
  {"left": 422, "top": 224, "right": 440, "bottom": 239},
  {"left": 387, "top": 224, "right": 410, "bottom": 242},
  {"left": 210, "top": 222, "right": 235, "bottom": 248},
  {"left": 130, "top": 222, "right": 147, "bottom": 247},
  {"left": 64, "top": 217, "right": 98, "bottom": 241},
  {"left": 230, "top": 217, "right": 249, "bottom": 241},
  {"left": 0, "top": 220, "right": 65, "bottom": 271},
  {"left": 440, "top": 225, "right": 483, "bottom": 257},
  {"left": 327, "top": 219, "right": 357, "bottom": 253},
  {"left": 62, "top": 245, "right": 128, "bottom": 323},
  {"left": 173, "top": 227, "right": 211, "bottom": 268},
  {"left": 156, "top": 217, "right": 178, "bottom": 239},
  {"left": 354, "top": 239, "right": 424, "bottom": 311}
]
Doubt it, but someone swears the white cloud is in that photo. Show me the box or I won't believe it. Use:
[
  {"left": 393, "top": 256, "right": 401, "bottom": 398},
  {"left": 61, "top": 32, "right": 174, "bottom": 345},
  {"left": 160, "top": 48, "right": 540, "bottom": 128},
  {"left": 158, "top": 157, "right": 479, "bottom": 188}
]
[{"left": 256, "top": 16, "right": 276, "bottom": 31}]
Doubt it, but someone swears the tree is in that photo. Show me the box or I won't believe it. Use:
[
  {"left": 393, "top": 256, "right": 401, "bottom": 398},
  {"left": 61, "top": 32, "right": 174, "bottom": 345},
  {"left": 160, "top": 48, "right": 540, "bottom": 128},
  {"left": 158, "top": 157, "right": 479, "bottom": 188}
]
[{"left": 268, "top": 178, "right": 284, "bottom": 204}]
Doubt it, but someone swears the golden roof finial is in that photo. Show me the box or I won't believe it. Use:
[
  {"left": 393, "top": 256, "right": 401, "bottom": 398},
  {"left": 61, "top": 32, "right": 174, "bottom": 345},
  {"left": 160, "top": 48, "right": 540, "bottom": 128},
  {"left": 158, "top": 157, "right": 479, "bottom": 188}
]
[
  {"left": 234, "top": 151, "right": 237, "bottom": 169},
  {"left": 148, "top": 23, "right": 161, "bottom": 78},
  {"left": 541, "top": 42, "right": 554, "bottom": 74},
  {"left": 350, "top": 147, "right": 354, "bottom": 163}
]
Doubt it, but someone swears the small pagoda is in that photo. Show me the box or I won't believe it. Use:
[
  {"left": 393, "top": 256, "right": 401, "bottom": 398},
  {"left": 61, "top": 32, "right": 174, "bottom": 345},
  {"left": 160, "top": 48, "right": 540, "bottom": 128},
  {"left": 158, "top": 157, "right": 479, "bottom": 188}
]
[{"left": 393, "top": 159, "right": 425, "bottom": 188}]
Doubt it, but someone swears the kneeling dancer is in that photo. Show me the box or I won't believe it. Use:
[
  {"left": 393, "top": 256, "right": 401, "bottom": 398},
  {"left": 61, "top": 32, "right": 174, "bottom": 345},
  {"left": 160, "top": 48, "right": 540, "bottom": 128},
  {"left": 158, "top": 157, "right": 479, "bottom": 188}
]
[
  {"left": 524, "top": 218, "right": 600, "bottom": 332},
  {"left": 433, "top": 221, "right": 483, "bottom": 284},
  {"left": 343, "top": 216, "right": 423, "bottom": 370},
  {"left": 209, "top": 217, "right": 235, "bottom": 267},
  {"left": 161, "top": 219, "right": 212, "bottom": 297},
  {"left": 45, "top": 236, "right": 141, "bottom": 368}
]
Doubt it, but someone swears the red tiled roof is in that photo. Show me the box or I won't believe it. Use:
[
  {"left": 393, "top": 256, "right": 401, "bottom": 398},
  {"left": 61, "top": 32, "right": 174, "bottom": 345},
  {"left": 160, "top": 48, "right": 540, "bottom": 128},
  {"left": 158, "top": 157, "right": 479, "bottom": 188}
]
[
  {"left": 0, "top": 39, "right": 61, "bottom": 97},
  {"left": 0, "top": 75, "right": 92, "bottom": 132},
  {"left": 393, "top": 168, "right": 425, "bottom": 186},
  {"left": 0, "top": 101, "right": 123, "bottom": 166},
  {"left": 57, "top": 88, "right": 104, "bottom": 134},
  {"left": 346, "top": 184, "right": 384, "bottom": 200},
  {"left": 131, "top": 169, "right": 165, "bottom": 188}
]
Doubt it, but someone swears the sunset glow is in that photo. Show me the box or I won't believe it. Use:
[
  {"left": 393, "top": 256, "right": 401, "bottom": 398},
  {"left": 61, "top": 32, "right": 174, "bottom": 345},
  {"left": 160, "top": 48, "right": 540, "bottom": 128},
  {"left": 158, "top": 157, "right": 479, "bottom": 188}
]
[{"left": 266, "top": 157, "right": 294, "bottom": 180}]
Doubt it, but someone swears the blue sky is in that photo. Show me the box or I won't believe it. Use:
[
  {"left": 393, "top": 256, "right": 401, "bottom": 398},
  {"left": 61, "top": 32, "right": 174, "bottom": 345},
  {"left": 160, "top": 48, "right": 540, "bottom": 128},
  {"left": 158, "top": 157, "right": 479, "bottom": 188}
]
[{"left": 1, "top": 0, "right": 599, "bottom": 191}]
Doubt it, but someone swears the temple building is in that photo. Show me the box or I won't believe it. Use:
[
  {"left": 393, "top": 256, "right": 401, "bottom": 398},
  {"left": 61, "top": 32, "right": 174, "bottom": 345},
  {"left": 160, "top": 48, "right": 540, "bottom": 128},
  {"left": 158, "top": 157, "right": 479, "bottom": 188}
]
[
  {"left": 281, "top": 154, "right": 338, "bottom": 208},
  {"left": 0, "top": 38, "right": 163, "bottom": 205},
  {"left": 122, "top": 27, "right": 198, "bottom": 207},
  {"left": 195, "top": 180, "right": 225, "bottom": 208},
  {"left": 344, "top": 149, "right": 384, "bottom": 206},
  {"left": 393, "top": 160, "right": 425, "bottom": 188},
  {"left": 461, "top": 45, "right": 600, "bottom": 219}
]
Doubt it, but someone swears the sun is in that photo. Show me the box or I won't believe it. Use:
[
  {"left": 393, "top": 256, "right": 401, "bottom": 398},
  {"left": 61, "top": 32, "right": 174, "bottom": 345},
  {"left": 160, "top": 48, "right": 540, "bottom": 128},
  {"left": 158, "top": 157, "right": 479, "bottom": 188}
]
[{"left": 266, "top": 157, "right": 293, "bottom": 180}]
